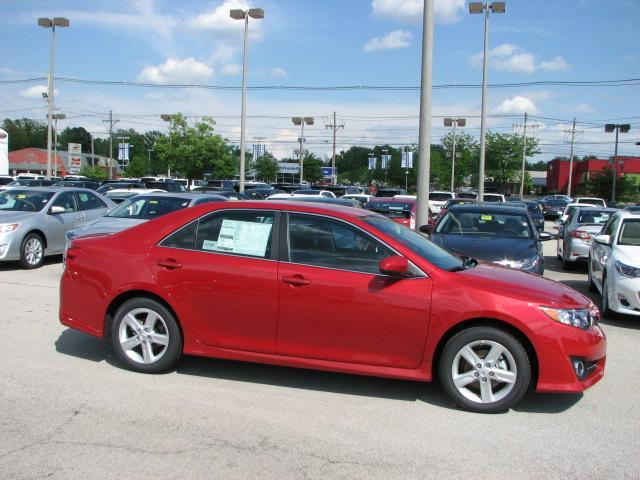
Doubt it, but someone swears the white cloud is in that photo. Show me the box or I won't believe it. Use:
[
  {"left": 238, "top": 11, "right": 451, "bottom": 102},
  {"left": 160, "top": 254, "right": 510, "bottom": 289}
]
[
  {"left": 271, "top": 68, "right": 288, "bottom": 78},
  {"left": 138, "top": 58, "right": 214, "bottom": 84},
  {"left": 539, "top": 56, "right": 570, "bottom": 71},
  {"left": 575, "top": 103, "right": 594, "bottom": 113},
  {"left": 190, "top": 0, "right": 263, "bottom": 39},
  {"left": 20, "top": 85, "right": 59, "bottom": 99},
  {"left": 221, "top": 63, "right": 242, "bottom": 75},
  {"left": 371, "top": 0, "right": 466, "bottom": 25},
  {"left": 363, "top": 30, "right": 412, "bottom": 52},
  {"left": 469, "top": 44, "right": 569, "bottom": 74},
  {"left": 492, "top": 96, "right": 540, "bottom": 115}
]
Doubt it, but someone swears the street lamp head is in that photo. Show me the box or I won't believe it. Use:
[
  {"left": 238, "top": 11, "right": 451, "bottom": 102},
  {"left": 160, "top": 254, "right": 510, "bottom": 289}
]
[
  {"left": 605, "top": 124, "right": 616, "bottom": 133},
  {"left": 468, "top": 2, "right": 484, "bottom": 14},
  {"left": 53, "top": 17, "right": 70, "bottom": 27},
  {"left": 38, "top": 17, "right": 53, "bottom": 28},
  {"left": 457, "top": 118, "right": 467, "bottom": 127},
  {"left": 444, "top": 118, "right": 453, "bottom": 127},
  {"left": 41, "top": 92, "right": 48, "bottom": 100},
  {"left": 292, "top": 117, "right": 302, "bottom": 126},
  {"left": 490, "top": 2, "right": 506, "bottom": 13},
  {"left": 160, "top": 114, "right": 172, "bottom": 121},
  {"left": 304, "top": 117, "right": 314, "bottom": 125},
  {"left": 619, "top": 124, "right": 631, "bottom": 134},
  {"left": 248, "top": 8, "right": 264, "bottom": 19},
  {"left": 230, "top": 9, "right": 246, "bottom": 20}
]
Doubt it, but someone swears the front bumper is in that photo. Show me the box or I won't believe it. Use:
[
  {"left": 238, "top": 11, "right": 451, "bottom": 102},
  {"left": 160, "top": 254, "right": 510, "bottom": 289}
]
[
  {"left": 609, "top": 272, "right": 640, "bottom": 316},
  {"left": 0, "top": 230, "right": 23, "bottom": 261}
]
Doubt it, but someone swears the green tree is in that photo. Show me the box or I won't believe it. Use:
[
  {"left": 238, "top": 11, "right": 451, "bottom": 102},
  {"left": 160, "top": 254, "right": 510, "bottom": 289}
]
[
  {"left": 124, "top": 155, "right": 149, "bottom": 178},
  {"left": 526, "top": 160, "right": 547, "bottom": 171},
  {"left": 59, "top": 127, "right": 92, "bottom": 153},
  {"left": 485, "top": 132, "right": 540, "bottom": 192},
  {"left": 587, "top": 167, "right": 638, "bottom": 201},
  {"left": 254, "top": 152, "right": 279, "bottom": 182},
  {"left": 153, "top": 114, "right": 234, "bottom": 181},
  {"left": 440, "top": 132, "right": 479, "bottom": 190},
  {"left": 79, "top": 165, "right": 108, "bottom": 181},
  {"left": 1, "top": 118, "right": 47, "bottom": 151},
  {"left": 302, "top": 153, "right": 324, "bottom": 183}
]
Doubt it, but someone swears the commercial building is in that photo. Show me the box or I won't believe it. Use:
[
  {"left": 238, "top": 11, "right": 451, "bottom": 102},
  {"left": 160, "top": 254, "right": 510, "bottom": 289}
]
[
  {"left": 547, "top": 156, "right": 640, "bottom": 194},
  {"left": 7, "top": 148, "right": 110, "bottom": 177}
]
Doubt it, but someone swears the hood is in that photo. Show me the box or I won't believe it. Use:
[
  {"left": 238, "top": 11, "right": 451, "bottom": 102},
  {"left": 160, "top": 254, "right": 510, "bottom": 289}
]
[
  {"left": 69, "top": 216, "right": 147, "bottom": 238},
  {"left": 0, "top": 210, "right": 42, "bottom": 223},
  {"left": 616, "top": 246, "right": 640, "bottom": 268},
  {"left": 432, "top": 234, "right": 538, "bottom": 263},
  {"left": 456, "top": 263, "right": 591, "bottom": 308}
]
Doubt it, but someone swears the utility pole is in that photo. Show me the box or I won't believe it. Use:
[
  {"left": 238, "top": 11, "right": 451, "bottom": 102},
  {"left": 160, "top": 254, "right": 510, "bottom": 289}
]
[
  {"left": 103, "top": 110, "right": 119, "bottom": 179},
  {"left": 519, "top": 112, "right": 528, "bottom": 199},
  {"left": 566, "top": 118, "right": 578, "bottom": 197},
  {"left": 325, "top": 111, "right": 344, "bottom": 185}
]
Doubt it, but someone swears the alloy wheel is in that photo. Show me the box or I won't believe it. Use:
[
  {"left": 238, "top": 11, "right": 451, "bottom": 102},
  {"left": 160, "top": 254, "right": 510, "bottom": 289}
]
[
  {"left": 118, "top": 308, "right": 170, "bottom": 365},
  {"left": 24, "top": 238, "right": 43, "bottom": 266}
]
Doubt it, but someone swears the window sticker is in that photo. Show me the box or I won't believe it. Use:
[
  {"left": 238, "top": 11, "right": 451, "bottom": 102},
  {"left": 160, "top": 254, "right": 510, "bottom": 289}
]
[
  {"left": 79, "top": 193, "right": 89, "bottom": 201},
  {"left": 212, "top": 219, "right": 272, "bottom": 256},
  {"left": 202, "top": 240, "right": 218, "bottom": 251},
  {"left": 149, "top": 200, "right": 158, "bottom": 204},
  {"left": 480, "top": 215, "right": 493, "bottom": 221},
  {"left": 17, "top": 194, "right": 26, "bottom": 199}
]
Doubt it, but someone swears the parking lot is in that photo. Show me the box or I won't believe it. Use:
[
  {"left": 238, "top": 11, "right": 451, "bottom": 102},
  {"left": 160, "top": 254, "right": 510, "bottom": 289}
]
[{"left": 0, "top": 222, "right": 638, "bottom": 480}]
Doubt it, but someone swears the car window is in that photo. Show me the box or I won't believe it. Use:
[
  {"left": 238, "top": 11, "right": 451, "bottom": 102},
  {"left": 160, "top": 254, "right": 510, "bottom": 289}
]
[
  {"left": 107, "top": 196, "right": 190, "bottom": 219},
  {"left": 52, "top": 192, "right": 77, "bottom": 213},
  {"left": 429, "top": 193, "right": 453, "bottom": 201},
  {"left": 601, "top": 216, "right": 617, "bottom": 237},
  {"left": 577, "top": 210, "right": 612, "bottom": 225},
  {"left": 618, "top": 220, "right": 640, "bottom": 246},
  {"left": 192, "top": 197, "right": 225, "bottom": 206},
  {"left": 436, "top": 211, "right": 532, "bottom": 239},
  {"left": 287, "top": 213, "right": 392, "bottom": 274},
  {"left": 75, "top": 191, "right": 107, "bottom": 211},
  {"left": 0, "top": 190, "right": 55, "bottom": 212}
]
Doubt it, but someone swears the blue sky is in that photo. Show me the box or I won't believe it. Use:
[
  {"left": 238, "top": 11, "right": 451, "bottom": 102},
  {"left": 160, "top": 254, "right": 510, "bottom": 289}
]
[{"left": 1, "top": 0, "right": 639, "bottom": 161}]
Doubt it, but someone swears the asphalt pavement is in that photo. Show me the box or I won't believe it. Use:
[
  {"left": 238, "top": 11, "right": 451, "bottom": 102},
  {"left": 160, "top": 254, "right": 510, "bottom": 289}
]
[{"left": 0, "top": 222, "right": 638, "bottom": 479}]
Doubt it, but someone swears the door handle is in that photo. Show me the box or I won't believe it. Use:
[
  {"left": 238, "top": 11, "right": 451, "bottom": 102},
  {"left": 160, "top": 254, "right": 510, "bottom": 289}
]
[
  {"left": 282, "top": 275, "right": 310, "bottom": 286},
  {"left": 157, "top": 259, "right": 182, "bottom": 269}
]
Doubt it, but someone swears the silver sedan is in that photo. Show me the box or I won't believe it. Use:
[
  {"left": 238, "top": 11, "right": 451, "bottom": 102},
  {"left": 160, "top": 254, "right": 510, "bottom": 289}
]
[{"left": 0, "top": 187, "right": 116, "bottom": 268}]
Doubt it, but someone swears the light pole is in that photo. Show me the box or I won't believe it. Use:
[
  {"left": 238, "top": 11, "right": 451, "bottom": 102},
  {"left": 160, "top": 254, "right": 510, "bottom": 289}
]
[
  {"left": 147, "top": 149, "right": 154, "bottom": 175},
  {"left": 230, "top": 8, "right": 264, "bottom": 192},
  {"left": 49, "top": 112, "right": 65, "bottom": 177},
  {"left": 444, "top": 117, "right": 466, "bottom": 192},
  {"left": 605, "top": 123, "right": 630, "bottom": 203},
  {"left": 292, "top": 117, "right": 313, "bottom": 186},
  {"left": 38, "top": 17, "right": 69, "bottom": 180},
  {"left": 469, "top": 2, "right": 505, "bottom": 201}
]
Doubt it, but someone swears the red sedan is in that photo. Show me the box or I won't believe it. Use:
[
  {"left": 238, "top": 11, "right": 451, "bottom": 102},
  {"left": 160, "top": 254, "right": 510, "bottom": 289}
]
[{"left": 60, "top": 201, "right": 606, "bottom": 413}]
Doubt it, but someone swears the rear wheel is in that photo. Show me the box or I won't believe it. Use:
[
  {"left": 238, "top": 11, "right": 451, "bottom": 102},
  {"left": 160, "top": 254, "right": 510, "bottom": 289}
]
[
  {"left": 111, "top": 298, "right": 182, "bottom": 373},
  {"left": 439, "top": 326, "right": 531, "bottom": 413},
  {"left": 601, "top": 276, "right": 615, "bottom": 318},
  {"left": 19, "top": 233, "right": 44, "bottom": 269}
]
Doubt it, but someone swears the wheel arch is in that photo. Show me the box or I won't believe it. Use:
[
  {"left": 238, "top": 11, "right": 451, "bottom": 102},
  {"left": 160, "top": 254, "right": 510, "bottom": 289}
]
[
  {"left": 104, "top": 290, "right": 182, "bottom": 339},
  {"left": 431, "top": 317, "right": 539, "bottom": 386},
  {"left": 24, "top": 229, "right": 48, "bottom": 249}
]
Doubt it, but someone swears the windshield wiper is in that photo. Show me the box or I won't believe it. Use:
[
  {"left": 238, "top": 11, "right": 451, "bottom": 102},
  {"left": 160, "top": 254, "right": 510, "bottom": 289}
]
[{"left": 449, "top": 256, "right": 478, "bottom": 272}]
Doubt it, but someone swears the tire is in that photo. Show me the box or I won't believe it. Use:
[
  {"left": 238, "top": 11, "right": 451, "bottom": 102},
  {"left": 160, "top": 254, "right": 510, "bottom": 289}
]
[
  {"left": 562, "top": 254, "right": 573, "bottom": 271},
  {"left": 601, "top": 276, "right": 614, "bottom": 318},
  {"left": 111, "top": 298, "right": 182, "bottom": 373},
  {"left": 439, "top": 326, "right": 531, "bottom": 413},
  {"left": 587, "top": 259, "right": 597, "bottom": 292},
  {"left": 19, "top": 233, "right": 45, "bottom": 269}
]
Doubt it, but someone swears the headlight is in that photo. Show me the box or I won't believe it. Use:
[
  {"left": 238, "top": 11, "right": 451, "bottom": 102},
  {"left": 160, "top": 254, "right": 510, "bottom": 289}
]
[
  {"left": 539, "top": 306, "right": 597, "bottom": 330},
  {"left": 494, "top": 256, "right": 539, "bottom": 270},
  {"left": 0, "top": 223, "right": 19, "bottom": 233},
  {"left": 615, "top": 260, "right": 640, "bottom": 278}
]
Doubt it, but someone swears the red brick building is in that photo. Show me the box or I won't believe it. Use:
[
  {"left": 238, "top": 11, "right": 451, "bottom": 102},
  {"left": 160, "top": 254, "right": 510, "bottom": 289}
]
[{"left": 547, "top": 156, "right": 640, "bottom": 194}]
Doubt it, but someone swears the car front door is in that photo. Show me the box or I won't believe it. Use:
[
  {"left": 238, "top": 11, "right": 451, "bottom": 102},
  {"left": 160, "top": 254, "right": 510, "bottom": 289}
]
[
  {"left": 148, "top": 209, "right": 279, "bottom": 354},
  {"left": 277, "top": 212, "right": 432, "bottom": 369},
  {"left": 45, "top": 191, "right": 83, "bottom": 253},
  {"left": 74, "top": 191, "right": 110, "bottom": 223},
  {"left": 591, "top": 217, "right": 618, "bottom": 288}
]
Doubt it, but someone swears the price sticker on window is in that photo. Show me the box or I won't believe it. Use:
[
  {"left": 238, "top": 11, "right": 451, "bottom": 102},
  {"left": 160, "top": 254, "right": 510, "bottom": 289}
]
[
  {"left": 480, "top": 215, "right": 493, "bottom": 221},
  {"left": 17, "top": 194, "right": 26, "bottom": 199}
]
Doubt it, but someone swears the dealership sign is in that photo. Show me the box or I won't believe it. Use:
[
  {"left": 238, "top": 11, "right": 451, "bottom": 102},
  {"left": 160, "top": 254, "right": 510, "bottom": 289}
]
[
  {"left": 68, "top": 143, "right": 82, "bottom": 174},
  {"left": 0, "top": 128, "right": 8, "bottom": 176},
  {"left": 278, "top": 162, "right": 300, "bottom": 174}
]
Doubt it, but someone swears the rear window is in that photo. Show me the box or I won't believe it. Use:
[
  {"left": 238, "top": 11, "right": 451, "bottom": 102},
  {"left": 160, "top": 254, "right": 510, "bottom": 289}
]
[
  {"left": 577, "top": 210, "right": 612, "bottom": 224},
  {"left": 436, "top": 210, "right": 532, "bottom": 238},
  {"left": 107, "top": 196, "right": 191, "bottom": 219},
  {"left": 578, "top": 198, "right": 605, "bottom": 207},
  {"left": 429, "top": 192, "right": 453, "bottom": 201},
  {"left": 619, "top": 220, "right": 640, "bottom": 246}
]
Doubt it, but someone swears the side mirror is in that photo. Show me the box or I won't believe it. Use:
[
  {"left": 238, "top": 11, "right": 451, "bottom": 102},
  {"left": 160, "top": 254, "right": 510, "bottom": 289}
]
[
  {"left": 593, "top": 234, "right": 611, "bottom": 245},
  {"left": 49, "top": 205, "right": 65, "bottom": 214},
  {"left": 538, "top": 232, "right": 553, "bottom": 241},
  {"left": 379, "top": 255, "right": 410, "bottom": 277},
  {"left": 419, "top": 224, "right": 432, "bottom": 235}
]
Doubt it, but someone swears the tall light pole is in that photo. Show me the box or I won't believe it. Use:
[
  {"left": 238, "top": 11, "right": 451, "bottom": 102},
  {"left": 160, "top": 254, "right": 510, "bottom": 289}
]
[
  {"left": 49, "top": 112, "right": 65, "bottom": 177},
  {"left": 292, "top": 117, "right": 313, "bottom": 186},
  {"left": 230, "top": 8, "right": 264, "bottom": 192},
  {"left": 147, "top": 149, "right": 154, "bottom": 175},
  {"left": 415, "top": 0, "right": 435, "bottom": 229},
  {"left": 38, "top": 17, "right": 69, "bottom": 180},
  {"left": 444, "top": 117, "right": 466, "bottom": 192},
  {"left": 469, "top": 2, "right": 505, "bottom": 201},
  {"left": 605, "top": 123, "right": 630, "bottom": 203}
]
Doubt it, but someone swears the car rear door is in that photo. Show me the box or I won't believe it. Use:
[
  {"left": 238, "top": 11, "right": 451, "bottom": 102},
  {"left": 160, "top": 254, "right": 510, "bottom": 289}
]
[
  {"left": 44, "top": 191, "right": 83, "bottom": 253},
  {"left": 148, "top": 209, "right": 280, "bottom": 354},
  {"left": 276, "top": 212, "right": 432, "bottom": 369}
]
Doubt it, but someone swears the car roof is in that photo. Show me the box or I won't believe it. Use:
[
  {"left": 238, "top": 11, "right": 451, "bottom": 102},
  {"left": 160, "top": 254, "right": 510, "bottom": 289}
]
[
  {"left": 3, "top": 186, "right": 99, "bottom": 193},
  {"left": 447, "top": 203, "right": 530, "bottom": 214},
  {"left": 615, "top": 210, "right": 640, "bottom": 219}
]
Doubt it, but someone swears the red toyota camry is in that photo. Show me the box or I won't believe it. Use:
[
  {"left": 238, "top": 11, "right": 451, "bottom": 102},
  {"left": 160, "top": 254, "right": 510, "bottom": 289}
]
[{"left": 60, "top": 201, "right": 606, "bottom": 413}]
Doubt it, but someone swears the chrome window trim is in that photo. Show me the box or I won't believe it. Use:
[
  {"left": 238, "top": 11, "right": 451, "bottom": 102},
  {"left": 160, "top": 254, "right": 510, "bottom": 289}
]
[{"left": 284, "top": 211, "right": 427, "bottom": 278}]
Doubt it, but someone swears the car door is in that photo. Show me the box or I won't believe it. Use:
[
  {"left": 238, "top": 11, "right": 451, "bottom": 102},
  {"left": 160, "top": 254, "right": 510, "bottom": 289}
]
[
  {"left": 44, "top": 191, "right": 83, "bottom": 253},
  {"left": 148, "top": 209, "right": 279, "bottom": 354},
  {"left": 74, "top": 191, "right": 110, "bottom": 224},
  {"left": 591, "top": 217, "right": 618, "bottom": 288},
  {"left": 277, "top": 212, "right": 432, "bottom": 369}
]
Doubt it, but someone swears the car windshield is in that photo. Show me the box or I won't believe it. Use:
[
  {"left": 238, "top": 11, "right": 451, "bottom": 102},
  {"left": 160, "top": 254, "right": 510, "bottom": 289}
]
[
  {"left": 8, "top": 180, "right": 36, "bottom": 186},
  {"left": 618, "top": 220, "right": 640, "bottom": 246},
  {"left": 457, "top": 193, "right": 477, "bottom": 199},
  {"left": 436, "top": 210, "right": 532, "bottom": 239},
  {"left": 546, "top": 199, "right": 565, "bottom": 206},
  {"left": 363, "top": 215, "right": 463, "bottom": 271},
  {"left": 429, "top": 193, "right": 453, "bottom": 201},
  {"left": 107, "top": 196, "right": 191, "bottom": 219},
  {"left": 579, "top": 199, "right": 604, "bottom": 207},
  {"left": 293, "top": 190, "right": 322, "bottom": 195},
  {"left": 0, "top": 189, "right": 55, "bottom": 212},
  {"left": 365, "top": 201, "right": 413, "bottom": 219},
  {"left": 577, "top": 209, "right": 612, "bottom": 224},
  {"left": 483, "top": 195, "right": 502, "bottom": 202}
]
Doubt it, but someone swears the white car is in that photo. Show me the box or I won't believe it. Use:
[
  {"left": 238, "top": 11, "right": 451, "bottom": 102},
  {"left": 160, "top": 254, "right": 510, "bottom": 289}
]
[
  {"left": 342, "top": 193, "right": 373, "bottom": 206},
  {"left": 291, "top": 189, "right": 336, "bottom": 198},
  {"left": 428, "top": 191, "right": 454, "bottom": 217},
  {"left": 482, "top": 193, "right": 506, "bottom": 203},
  {"left": 105, "top": 188, "right": 165, "bottom": 204},
  {"left": 559, "top": 203, "right": 596, "bottom": 223},
  {"left": 588, "top": 211, "right": 640, "bottom": 316},
  {"left": 575, "top": 197, "right": 606, "bottom": 208}
]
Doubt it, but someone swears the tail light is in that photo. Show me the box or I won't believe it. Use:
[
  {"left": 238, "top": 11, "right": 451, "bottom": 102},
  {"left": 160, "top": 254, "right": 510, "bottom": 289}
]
[
  {"left": 66, "top": 246, "right": 82, "bottom": 260},
  {"left": 410, "top": 211, "right": 416, "bottom": 230},
  {"left": 570, "top": 230, "right": 591, "bottom": 240}
]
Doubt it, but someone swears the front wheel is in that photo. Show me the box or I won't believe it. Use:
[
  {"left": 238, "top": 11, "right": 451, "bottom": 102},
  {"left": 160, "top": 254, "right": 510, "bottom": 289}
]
[
  {"left": 20, "top": 233, "right": 44, "bottom": 269},
  {"left": 439, "top": 326, "right": 531, "bottom": 413},
  {"left": 111, "top": 298, "right": 182, "bottom": 373}
]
